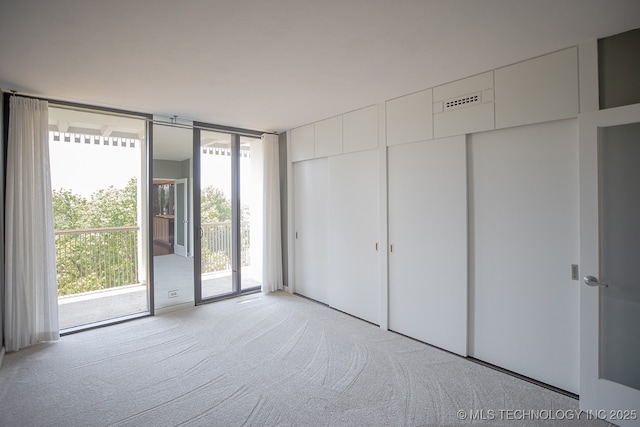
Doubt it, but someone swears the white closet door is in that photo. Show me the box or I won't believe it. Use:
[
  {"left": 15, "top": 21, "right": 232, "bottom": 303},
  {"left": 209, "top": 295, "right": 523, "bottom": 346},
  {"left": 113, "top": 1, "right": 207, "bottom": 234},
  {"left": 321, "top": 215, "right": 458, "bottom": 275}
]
[
  {"left": 388, "top": 135, "right": 468, "bottom": 356},
  {"left": 293, "top": 158, "right": 328, "bottom": 304},
  {"left": 328, "top": 149, "right": 380, "bottom": 324},
  {"left": 469, "top": 119, "right": 580, "bottom": 393}
]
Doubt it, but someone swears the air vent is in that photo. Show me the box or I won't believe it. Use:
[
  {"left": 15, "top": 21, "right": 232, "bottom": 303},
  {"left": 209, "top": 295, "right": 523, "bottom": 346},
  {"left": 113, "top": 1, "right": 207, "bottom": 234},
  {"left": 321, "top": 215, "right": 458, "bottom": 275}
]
[{"left": 444, "top": 92, "right": 481, "bottom": 111}]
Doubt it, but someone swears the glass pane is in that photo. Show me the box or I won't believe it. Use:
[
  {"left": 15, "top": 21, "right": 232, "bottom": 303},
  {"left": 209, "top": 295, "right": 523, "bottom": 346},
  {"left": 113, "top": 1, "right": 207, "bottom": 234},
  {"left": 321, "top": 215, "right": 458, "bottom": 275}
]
[
  {"left": 49, "top": 107, "right": 148, "bottom": 329},
  {"left": 240, "top": 136, "right": 263, "bottom": 291},
  {"left": 152, "top": 125, "right": 194, "bottom": 312},
  {"left": 200, "top": 131, "right": 233, "bottom": 298},
  {"left": 176, "top": 181, "right": 185, "bottom": 246},
  {"left": 599, "top": 122, "right": 640, "bottom": 390}
]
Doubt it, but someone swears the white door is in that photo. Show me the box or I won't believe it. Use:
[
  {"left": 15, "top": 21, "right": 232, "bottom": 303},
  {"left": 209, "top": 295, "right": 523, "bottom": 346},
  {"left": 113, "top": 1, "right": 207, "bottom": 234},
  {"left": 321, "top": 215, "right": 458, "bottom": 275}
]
[
  {"left": 174, "top": 178, "right": 188, "bottom": 257},
  {"left": 293, "top": 158, "right": 329, "bottom": 304},
  {"left": 388, "top": 135, "right": 468, "bottom": 356},
  {"left": 327, "top": 149, "right": 379, "bottom": 324},
  {"left": 579, "top": 104, "right": 640, "bottom": 425}
]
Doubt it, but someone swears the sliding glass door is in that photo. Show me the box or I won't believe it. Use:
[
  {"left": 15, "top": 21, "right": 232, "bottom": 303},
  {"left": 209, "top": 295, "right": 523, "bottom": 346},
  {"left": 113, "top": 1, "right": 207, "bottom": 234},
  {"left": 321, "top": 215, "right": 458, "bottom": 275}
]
[
  {"left": 49, "top": 106, "right": 150, "bottom": 330},
  {"left": 239, "top": 136, "right": 263, "bottom": 290},
  {"left": 196, "top": 129, "right": 262, "bottom": 301},
  {"left": 199, "top": 131, "right": 234, "bottom": 298}
]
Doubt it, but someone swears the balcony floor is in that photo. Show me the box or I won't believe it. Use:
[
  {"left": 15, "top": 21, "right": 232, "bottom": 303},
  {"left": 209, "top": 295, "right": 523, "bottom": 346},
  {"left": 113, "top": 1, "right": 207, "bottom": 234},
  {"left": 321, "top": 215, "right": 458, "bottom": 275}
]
[{"left": 59, "top": 254, "right": 261, "bottom": 331}]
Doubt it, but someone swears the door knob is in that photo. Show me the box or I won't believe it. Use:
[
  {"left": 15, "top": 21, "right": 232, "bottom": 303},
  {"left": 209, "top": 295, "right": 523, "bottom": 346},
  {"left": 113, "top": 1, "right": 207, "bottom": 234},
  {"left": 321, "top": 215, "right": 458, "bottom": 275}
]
[{"left": 583, "top": 275, "right": 609, "bottom": 288}]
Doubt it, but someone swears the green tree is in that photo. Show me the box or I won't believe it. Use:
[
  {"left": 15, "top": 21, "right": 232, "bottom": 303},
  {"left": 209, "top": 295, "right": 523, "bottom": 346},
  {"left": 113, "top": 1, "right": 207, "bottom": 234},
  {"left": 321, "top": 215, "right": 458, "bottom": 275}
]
[
  {"left": 86, "top": 177, "right": 138, "bottom": 228},
  {"left": 53, "top": 178, "right": 139, "bottom": 296},
  {"left": 52, "top": 189, "right": 89, "bottom": 230},
  {"left": 200, "top": 186, "right": 231, "bottom": 223}
]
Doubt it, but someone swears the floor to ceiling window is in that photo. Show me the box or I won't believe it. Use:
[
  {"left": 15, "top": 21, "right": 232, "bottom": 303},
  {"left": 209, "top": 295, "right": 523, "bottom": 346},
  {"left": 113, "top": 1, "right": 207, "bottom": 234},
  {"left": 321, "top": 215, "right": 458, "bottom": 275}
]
[
  {"left": 151, "top": 122, "right": 195, "bottom": 314},
  {"left": 196, "top": 128, "right": 262, "bottom": 301},
  {"left": 48, "top": 106, "right": 150, "bottom": 330}
]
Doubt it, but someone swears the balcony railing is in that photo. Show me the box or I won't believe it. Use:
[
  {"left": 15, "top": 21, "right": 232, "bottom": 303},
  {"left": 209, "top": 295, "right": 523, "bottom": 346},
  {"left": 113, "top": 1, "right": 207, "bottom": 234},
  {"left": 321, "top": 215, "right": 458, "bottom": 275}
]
[
  {"left": 201, "top": 221, "right": 250, "bottom": 274},
  {"left": 55, "top": 222, "right": 251, "bottom": 296},
  {"left": 55, "top": 226, "right": 139, "bottom": 296}
]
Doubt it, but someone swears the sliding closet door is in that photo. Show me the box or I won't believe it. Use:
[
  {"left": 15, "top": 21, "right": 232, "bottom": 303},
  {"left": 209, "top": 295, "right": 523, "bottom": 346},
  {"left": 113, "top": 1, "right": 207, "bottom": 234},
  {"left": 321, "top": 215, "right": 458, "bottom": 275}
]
[
  {"left": 469, "top": 119, "right": 579, "bottom": 393},
  {"left": 388, "top": 135, "right": 467, "bottom": 356},
  {"left": 327, "top": 149, "right": 380, "bottom": 324},
  {"left": 293, "top": 158, "right": 329, "bottom": 303}
]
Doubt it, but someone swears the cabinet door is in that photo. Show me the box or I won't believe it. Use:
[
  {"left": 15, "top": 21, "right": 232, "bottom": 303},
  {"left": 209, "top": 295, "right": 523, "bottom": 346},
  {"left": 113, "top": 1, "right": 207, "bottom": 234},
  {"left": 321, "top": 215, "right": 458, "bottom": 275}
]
[
  {"left": 386, "top": 89, "right": 433, "bottom": 146},
  {"left": 327, "top": 149, "right": 380, "bottom": 324},
  {"left": 388, "top": 135, "right": 468, "bottom": 356},
  {"left": 293, "top": 158, "right": 328, "bottom": 303},
  {"left": 343, "top": 105, "right": 378, "bottom": 153},
  {"left": 291, "top": 124, "right": 314, "bottom": 162},
  {"left": 495, "top": 47, "right": 578, "bottom": 129},
  {"left": 314, "top": 115, "right": 342, "bottom": 158}
]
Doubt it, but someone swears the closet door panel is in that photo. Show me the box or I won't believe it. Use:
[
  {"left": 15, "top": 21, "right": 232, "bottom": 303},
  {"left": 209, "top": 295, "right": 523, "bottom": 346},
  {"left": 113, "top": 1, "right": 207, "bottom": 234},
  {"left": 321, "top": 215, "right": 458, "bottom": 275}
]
[
  {"left": 328, "top": 149, "right": 380, "bottom": 324},
  {"left": 388, "top": 135, "right": 467, "bottom": 356},
  {"left": 293, "top": 158, "right": 328, "bottom": 303}
]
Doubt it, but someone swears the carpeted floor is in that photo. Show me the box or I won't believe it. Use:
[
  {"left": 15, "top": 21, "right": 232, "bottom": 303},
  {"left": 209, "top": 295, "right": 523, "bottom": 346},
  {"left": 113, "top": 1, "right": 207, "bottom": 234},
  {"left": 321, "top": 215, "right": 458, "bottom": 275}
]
[{"left": 0, "top": 291, "right": 610, "bottom": 426}]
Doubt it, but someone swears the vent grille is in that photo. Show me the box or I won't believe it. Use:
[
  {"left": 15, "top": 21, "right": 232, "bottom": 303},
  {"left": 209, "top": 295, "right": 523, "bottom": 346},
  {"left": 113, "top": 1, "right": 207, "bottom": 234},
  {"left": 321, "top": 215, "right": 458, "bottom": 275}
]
[{"left": 444, "top": 92, "right": 481, "bottom": 111}]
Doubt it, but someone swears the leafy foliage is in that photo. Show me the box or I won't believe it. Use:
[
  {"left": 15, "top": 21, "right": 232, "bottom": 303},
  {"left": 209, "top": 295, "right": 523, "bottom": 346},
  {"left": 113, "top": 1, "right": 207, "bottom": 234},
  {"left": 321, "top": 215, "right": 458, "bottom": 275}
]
[
  {"left": 53, "top": 178, "right": 138, "bottom": 231},
  {"left": 52, "top": 189, "right": 89, "bottom": 230},
  {"left": 54, "top": 179, "right": 248, "bottom": 295},
  {"left": 54, "top": 178, "right": 138, "bottom": 296},
  {"left": 200, "top": 186, "right": 231, "bottom": 223}
]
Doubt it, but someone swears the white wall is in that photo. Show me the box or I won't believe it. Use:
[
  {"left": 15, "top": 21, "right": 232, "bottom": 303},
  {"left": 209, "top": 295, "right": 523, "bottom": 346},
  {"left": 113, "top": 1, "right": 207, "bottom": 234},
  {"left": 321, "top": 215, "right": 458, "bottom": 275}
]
[{"left": 468, "top": 119, "right": 580, "bottom": 393}]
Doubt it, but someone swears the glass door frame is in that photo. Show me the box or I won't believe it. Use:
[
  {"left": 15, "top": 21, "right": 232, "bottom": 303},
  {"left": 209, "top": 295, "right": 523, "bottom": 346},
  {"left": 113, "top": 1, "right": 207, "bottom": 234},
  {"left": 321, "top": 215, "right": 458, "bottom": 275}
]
[
  {"left": 43, "top": 98, "right": 154, "bottom": 333},
  {"left": 193, "top": 123, "right": 263, "bottom": 303},
  {"left": 578, "top": 103, "right": 640, "bottom": 419}
]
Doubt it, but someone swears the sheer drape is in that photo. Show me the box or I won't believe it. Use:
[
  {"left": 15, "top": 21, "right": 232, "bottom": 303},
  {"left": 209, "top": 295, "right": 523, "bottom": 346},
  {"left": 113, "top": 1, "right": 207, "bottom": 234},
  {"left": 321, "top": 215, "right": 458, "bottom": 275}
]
[
  {"left": 261, "top": 134, "right": 283, "bottom": 292},
  {"left": 5, "top": 96, "right": 59, "bottom": 352}
]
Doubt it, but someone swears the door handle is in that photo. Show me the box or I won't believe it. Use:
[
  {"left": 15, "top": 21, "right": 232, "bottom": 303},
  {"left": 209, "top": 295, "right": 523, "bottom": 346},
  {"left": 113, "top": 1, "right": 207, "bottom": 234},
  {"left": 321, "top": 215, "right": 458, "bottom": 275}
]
[{"left": 583, "top": 275, "right": 609, "bottom": 288}]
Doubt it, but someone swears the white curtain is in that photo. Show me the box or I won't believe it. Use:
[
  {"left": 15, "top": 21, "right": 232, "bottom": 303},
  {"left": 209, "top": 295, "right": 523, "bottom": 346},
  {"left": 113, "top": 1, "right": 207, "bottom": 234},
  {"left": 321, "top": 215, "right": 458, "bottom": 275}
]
[
  {"left": 261, "top": 133, "right": 283, "bottom": 292},
  {"left": 5, "top": 96, "right": 59, "bottom": 352}
]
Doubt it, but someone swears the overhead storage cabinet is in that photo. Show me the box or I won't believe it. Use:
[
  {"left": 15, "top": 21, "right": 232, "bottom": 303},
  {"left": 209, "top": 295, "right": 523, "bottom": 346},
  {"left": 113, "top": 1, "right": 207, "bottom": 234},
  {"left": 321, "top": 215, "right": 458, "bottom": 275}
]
[
  {"left": 433, "top": 72, "right": 495, "bottom": 138},
  {"left": 343, "top": 105, "right": 378, "bottom": 153},
  {"left": 495, "top": 47, "right": 579, "bottom": 129},
  {"left": 386, "top": 89, "right": 433, "bottom": 146},
  {"left": 290, "top": 123, "right": 314, "bottom": 162},
  {"left": 314, "top": 115, "right": 343, "bottom": 158}
]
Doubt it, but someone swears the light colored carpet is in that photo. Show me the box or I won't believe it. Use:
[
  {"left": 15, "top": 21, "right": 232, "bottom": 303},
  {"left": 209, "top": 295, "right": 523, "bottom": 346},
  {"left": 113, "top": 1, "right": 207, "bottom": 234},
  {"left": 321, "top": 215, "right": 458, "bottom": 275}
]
[{"left": 0, "top": 292, "right": 610, "bottom": 426}]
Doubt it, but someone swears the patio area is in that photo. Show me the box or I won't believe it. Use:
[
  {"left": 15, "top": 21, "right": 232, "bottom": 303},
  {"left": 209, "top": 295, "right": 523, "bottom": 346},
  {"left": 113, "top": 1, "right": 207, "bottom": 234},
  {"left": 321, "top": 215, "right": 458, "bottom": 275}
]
[
  {"left": 58, "top": 255, "right": 261, "bottom": 330},
  {"left": 55, "top": 218, "right": 259, "bottom": 331}
]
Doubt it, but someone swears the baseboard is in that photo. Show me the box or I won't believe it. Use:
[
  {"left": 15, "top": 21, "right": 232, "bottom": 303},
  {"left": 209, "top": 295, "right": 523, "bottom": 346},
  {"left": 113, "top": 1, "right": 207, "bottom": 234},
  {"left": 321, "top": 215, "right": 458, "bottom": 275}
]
[{"left": 154, "top": 301, "right": 195, "bottom": 316}]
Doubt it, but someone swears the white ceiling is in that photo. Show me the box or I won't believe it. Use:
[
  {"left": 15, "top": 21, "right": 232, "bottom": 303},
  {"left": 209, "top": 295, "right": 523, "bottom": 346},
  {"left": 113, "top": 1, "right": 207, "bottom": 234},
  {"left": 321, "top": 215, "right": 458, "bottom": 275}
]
[{"left": 1, "top": 0, "right": 639, "bottom": 133}]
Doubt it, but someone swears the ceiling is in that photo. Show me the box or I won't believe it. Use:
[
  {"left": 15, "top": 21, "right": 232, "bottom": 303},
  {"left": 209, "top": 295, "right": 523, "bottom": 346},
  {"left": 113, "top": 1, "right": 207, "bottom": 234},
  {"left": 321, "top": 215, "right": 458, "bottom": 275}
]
[{"left": 1, "top": 0, "right": 639, "bottom": 133}]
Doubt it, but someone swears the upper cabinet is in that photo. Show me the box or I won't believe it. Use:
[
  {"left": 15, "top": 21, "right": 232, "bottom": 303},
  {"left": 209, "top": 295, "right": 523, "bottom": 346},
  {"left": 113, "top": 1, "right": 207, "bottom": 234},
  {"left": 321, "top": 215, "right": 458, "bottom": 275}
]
[
  {"left": 343, "top": 105, "right": 378, "bottom": 153},
  {"left": 290, "top": 123, "right": 314, "bottom": 162},
  {"left": 433, "top": 71, "right": 495, "bottom": 139},
  {"left": 291, "top": 105, "right": 378, "bottom": 162},
  {"left": 314, "top": 115, "right": 342, "bottom": 158},
  {"left": 386, "top": 89, "right": 433, "bottom": 146},
  {"left": 290, "top": 46, "right": 581, "bottom": 156},
  {"left": 495, "top": 47, "right": 579, "bottom": 129}
]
